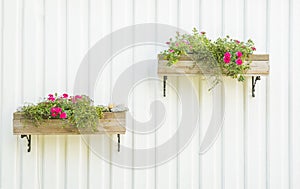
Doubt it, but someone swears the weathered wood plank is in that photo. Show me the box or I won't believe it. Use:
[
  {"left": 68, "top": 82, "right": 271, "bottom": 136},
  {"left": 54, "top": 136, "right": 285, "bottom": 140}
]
[
  {"left": 158, "top": 54, "right": 269, "bottom": 61},
  {"left": 158, "top": 54, "right": 269, "bottom": 76},
  {"left": 13, "top": 112, "right": 126, "bottom": 135}
]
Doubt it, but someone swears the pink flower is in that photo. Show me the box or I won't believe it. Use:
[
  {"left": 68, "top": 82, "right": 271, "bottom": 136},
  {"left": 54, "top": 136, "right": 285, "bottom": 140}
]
[
  {"left": 200, "top": 31, "right": 206, "bottom": 35},
  {"left": 175, "top": 43, "right": 179, "bottom": 47},
  {"left": 48, "top": 97, "right": 55, "bottom": 101},
  {"left": 223, "top": 56, "right": 231, "bottom": 64},
  {"left": 60, "top": 112, "right": 67, "bottom": 119},
  {"left": 169, "top": 49, "right": 175, "bottom": 53},
  {"left": 235, "top": 40, "right": 240, "bottom": 44},
  {"left": 236, "top": 51, "right": 243, "bottom": 58},
  {"left": 252, "top": 47, "right": 256, "bottom": 51},
  {"left": 48, "top": 94, "right": 54, "bottom": 98},
  {"left": 75, "top": 95, "right": 82, "bottom": 100},
  {"left": 51, "top": 112, "right": 58, "bottom": 117},
  {"left": 62, "top": 93, "right": 68, "bottom": 98},
  {"left": 236, "top": 58, "right": 243, "bottom": 65},
  {"left": 166, "top": 42, "right": 170, "bottom": 45},
  {"left": 56, "top": 107, "right": 62, "bottom": 113},
  {"left": 71, "top": 95, "right": 82, "bottom": 103},
  {"left": 189, "top": 46, "right": 193, "bottom": 49},
  {"left": 224, "top": 52, "right": 231, "bottom": 58},
  {"left": 51, "top": 107, "right": 62, "bottom": 113},
  {"left": 183, "top": 40, "right": 190, "bottom": 45}
]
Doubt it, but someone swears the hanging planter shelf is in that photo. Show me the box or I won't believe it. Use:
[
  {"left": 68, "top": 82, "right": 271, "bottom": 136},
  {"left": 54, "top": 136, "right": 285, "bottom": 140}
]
[
  {"left": 13, "top": 111, "right": 126, "bottom": 152},
  {"left": 158, "top": 54, "right": 269, "bottom": 97}
]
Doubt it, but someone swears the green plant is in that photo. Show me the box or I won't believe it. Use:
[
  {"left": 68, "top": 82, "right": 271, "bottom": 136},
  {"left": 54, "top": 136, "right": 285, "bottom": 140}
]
[
  {"left": 20, "top": 93, "right": 109, "bottom": 129},
  {"left": 95, "top": 105, "right": 109, "bottom": 119},
  {"left": 162, "top": 28, "right": 256, "bottom": 82}
]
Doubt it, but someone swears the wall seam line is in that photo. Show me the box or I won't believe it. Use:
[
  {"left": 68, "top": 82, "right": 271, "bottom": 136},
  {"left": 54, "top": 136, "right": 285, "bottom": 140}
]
[
  {"left": 0, "top": 0, "right": 4, "bottom": 187},
  {"left": 288, "top": 0, "right": 293, "bottom": 188},
  {"left": 221, "top": 0, "right": 225, "bottom": 188},
  {"left": 176, "top": 0, "right": 180, "bottom": 188},
  {"left": 265, "top": 0, "right": 270, "bottom": 188}
]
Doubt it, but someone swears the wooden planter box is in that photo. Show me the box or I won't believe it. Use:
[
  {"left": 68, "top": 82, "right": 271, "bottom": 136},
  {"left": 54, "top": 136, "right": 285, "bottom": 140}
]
[
  {"left": 158, "top": 54, "right": 269, "bottom": 76},
  {"left": 13, "top": 112, "right": 126, "bottom": 135}
]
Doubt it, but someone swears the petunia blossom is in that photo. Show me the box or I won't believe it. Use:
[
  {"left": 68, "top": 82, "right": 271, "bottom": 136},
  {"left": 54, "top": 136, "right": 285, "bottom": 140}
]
[
  {"left": 48, "top": 97, "right": 55, "bottom": 101},
  {"left": 223, "top": 56, "right": 231, "bottom": 64},
  {"left": 224, "top": 52, "right": 231, "bottom": 58},
  {"left": 62, "top": 93, "right": 68, "bottom": 98},
  {"left": 51, "top": 112, "right": 58, "bottom": 117},
  {"left": 50, "top": 107, "right": 56, "bottom": 113},
  {"left": 51, "top": 107, "right": 62, "bottom": 114},
  {"left": 75, "top": 95, "right": 82, "bottom": 100},
  {"left": 56, "top": 107, "right": 62, "bottom": 113},
  {"left": 251, "top": 47, "right": 256, "bottom": 51},
  {"left": 60, "top": 112, "right": 67, "bottom": 119},
  {"left": 236, "top": 58, "right": 243, "bottom": 65},
  {"left": 72, "top": 95, "right": 83, "bottom": 103},
  {"left": 236, "top": 51, "right": 243, "bottom": 58}
]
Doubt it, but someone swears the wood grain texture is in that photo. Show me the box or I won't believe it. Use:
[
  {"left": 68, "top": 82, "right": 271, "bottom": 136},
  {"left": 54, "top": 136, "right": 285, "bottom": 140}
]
[
  {"left": 158, "top": 54, "right": 269, "bottom": 76},
  {"left": 13, "top": 112, "right": 126, "bottom": 135}
]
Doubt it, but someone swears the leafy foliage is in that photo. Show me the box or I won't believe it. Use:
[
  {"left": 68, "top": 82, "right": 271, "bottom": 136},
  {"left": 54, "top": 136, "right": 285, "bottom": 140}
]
[
  {"left": 162, "top": 28, "right": 256, "bottom": 82},
  {"left": 20, "top": 93, "right": 109, "bottom": 129}
]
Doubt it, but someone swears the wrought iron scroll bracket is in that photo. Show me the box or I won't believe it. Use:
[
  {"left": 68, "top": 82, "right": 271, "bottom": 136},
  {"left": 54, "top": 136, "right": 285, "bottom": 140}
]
[
  {"left": 21, "top": 135, "right": 31, "bottom": 152},
  {"left": 163, "top": 76, "right": 168, "bottom": 97},
  {"left": 117, "top": 134, "right": 120, "bottom": 152},
  {"left": 252, "top": 76, "right": 261, "bottom": 97}
]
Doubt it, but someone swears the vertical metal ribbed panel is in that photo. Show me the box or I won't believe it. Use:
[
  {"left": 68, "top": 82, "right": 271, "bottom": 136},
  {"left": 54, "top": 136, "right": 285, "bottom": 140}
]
[{"left": 0, "top": 0, "right": 300, "bottom": 188}]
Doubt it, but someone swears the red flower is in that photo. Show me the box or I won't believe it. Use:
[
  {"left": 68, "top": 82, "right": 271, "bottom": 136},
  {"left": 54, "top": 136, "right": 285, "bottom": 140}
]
[
  {"left": 236, "top": 58, "right": 243, "bottom": 65},
  {"left": 251, "top": 47, "right": 256, "bottom": 51},
  {"left": 51, "top": 107, "right": 64, "bottom": 118},
  {"left": 62, "top": 93, "right": 68, "bottom": 98},
  {"left": 235, "top": 40, "right": 240, "bottom": 44},
  {"left": 236, "top": 51, "right": 243, "bottom": 58},
  {"left": 56, "top": 107, "right": 62, "bottom": 113},
  {"left": 51, "top": 107, "right": 62, "bottom": 114},
  {"left": 223, "top": 52, "right": 231, "bottom": 64},
  {"left": 166, "top": 42, "right": 170, "bottom": 45},
  {"left": 224, "top": 52, "right": 231, "bottom": 58},
  {"left": 223, "top": 56, "right": 231, "bottom": 64},
  {"left": 48, "top": 97, "right": 55, "bottom": 101},
  {"left": 60, "top": 112, "right": 67, "bottom": 119}
]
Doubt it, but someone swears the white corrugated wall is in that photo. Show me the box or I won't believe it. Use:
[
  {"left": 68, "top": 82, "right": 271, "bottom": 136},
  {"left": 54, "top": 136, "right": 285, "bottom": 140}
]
[{"left": 0, "top": 0, "right": 300, "bottom": 188}]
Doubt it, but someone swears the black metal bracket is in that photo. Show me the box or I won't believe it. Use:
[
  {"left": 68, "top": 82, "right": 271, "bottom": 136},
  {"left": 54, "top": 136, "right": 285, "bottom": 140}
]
[
  {"left": 21, "top": 135, "right": 31, "bottom": 152},
  {"left": 163, "top": 76, "right": 167, "bottom": 97},
  {"left": 252, "top": 76, "right": 261, "bottom": 97},
  {"left": 117, "top": 134, "right": 120, "bottom": 152}
]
